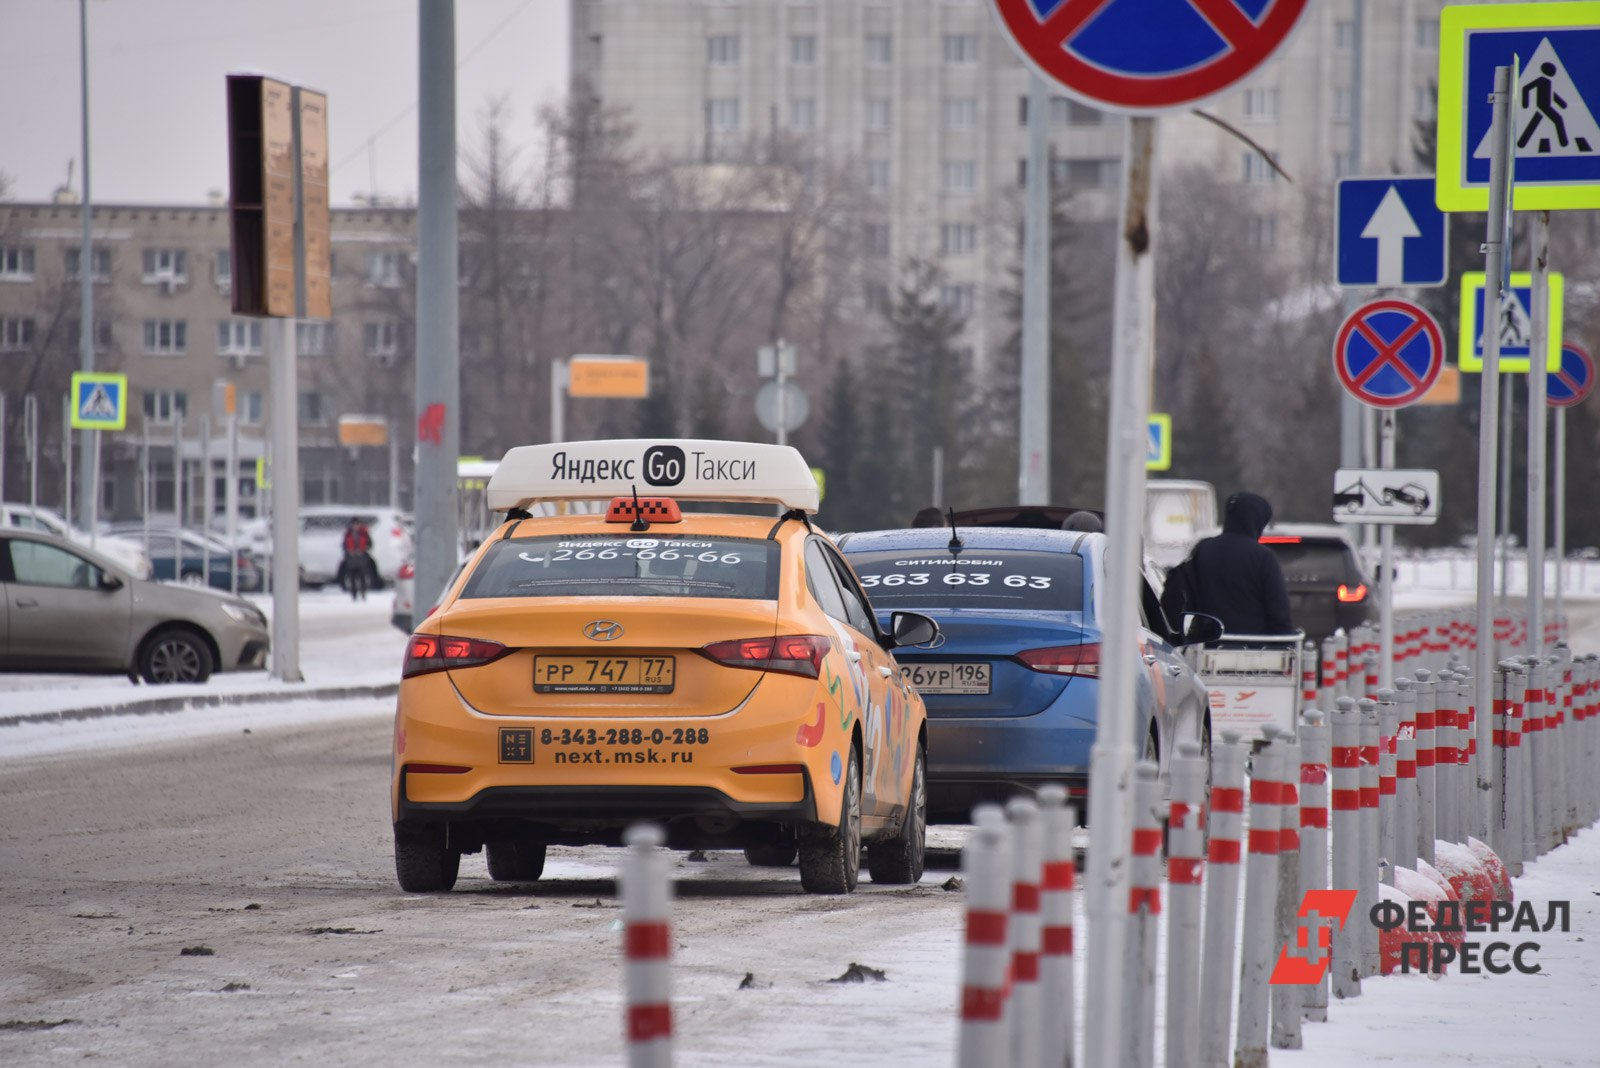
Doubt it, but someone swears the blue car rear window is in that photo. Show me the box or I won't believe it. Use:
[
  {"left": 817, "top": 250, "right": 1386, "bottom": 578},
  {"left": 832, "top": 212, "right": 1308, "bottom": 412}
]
[
  {"left": 460, "top": 534, "right": 778, "bottom": 600},
  {"left": 845, "top": 549, "right": 1084, "bottom": 611}
]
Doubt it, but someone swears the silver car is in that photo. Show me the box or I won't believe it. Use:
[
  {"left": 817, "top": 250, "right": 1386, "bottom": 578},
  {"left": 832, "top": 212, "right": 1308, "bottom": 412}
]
[{"left": 0, "top": 529, "right": 270, "bottom": 684}]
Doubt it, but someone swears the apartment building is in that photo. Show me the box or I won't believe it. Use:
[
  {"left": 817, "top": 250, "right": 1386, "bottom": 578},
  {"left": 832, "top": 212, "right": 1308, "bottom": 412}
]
[{"left": 569, "top": 0, "right": 1453, "bottom": 365}]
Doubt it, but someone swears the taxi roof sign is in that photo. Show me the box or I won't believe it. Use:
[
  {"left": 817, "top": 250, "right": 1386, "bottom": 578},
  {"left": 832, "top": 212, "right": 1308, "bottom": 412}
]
[{"left": 487, "top": 440, "right": 820, "bottom": 515}]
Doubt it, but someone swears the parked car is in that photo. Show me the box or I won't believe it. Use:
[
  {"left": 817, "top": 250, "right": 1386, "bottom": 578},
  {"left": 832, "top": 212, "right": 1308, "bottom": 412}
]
[
  {"left": 838, "top": 525, "right": 1218, "bottom": 822},
  {"left": 0, "top": 528, "right": 269, "bottom": 683},
  {"left": 1145, "top": 479, "right": 1219, "bottom": 570},
  {"left": 299, "top": 506, "right": 412, "bottom": 587},
  {"left": 2, "top": 502, "right": 151, "bottom": 579},
  {"left": 1259, "top": 523, "right": 1378, "bottom": 643},
  {"left": 103, "top": 523, "right": 264, "bottom": 593}
]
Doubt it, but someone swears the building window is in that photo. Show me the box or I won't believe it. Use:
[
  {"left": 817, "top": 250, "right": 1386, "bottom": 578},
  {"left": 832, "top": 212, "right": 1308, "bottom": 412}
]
[
  {"left": 364, "top": 320, "right": 401, "bottom": 358},
  {"left": 864, "top": 222, "right": 891, "bottom": 257},
  {"left": 706, "top": 97, "right": 741, "bottom": 133},
  {"left": 865, "top": 159, "right": 891, "bottom": 193},
  {"left": 943, "top": 96, "right": 977, "bottom": 130},
  {"left": 863, "top": 280, "right": 890, "bottom": 314},
  {"left": 217, "top": 318, "right": 264, "bottom": 356},
  {"left": 941, "top": 160, "right": 978, "bottom": 195},
  {"left": 67, "top": 319, "right": 113, "bottom": 352},
  {"left": 939, "top": 222, "right": 977, "bottom": 256},
  {"left": 1242, "top": 154, "right": 1277, "bottom": 184},
  {"left": 1056, "top": 97, "right": 1102, "bottom": 125},
  {"left": 142, "top": 319, "right": 188, "bottom": 354},
  {"left": 242, "top": 390, "right": 265, "bottom": 426},
  {"left": 0, "top": 317, "right": 35, "bottom": 351},
  {"left": 64, "top": 246, "right": 111, "bottom": 282},
  {"left": 366, "top": 250, "right": 404, "bottom": 287},
  {"left": 0, "top": 246, "right": 35, "bottom": 280},
  {"left": 1056, "top": 158, "right": 1119, "bottom": 188},
  {"left": 142, "top": 390, "right": 188, "bottom": 425},
  {"left": 939, "top": 284, "right": 975, "bottom": 318},
  {"left": 1332, "top": 86, "right": 1353, "bottom": 123},
  {"left": 789, "top": 97, "right": 817, "bottom": 131},
  {"left": 141, "top": 248, "right": 188, "bottom": 285},
  {"left": 790, "top": 34, "right": 816, "bottom": 65},
  {"left": 864, "top": 97, "right": 891, "bottom": 132},
  {"left": 1243, "top": 87, "right": 1279, "bottom": 121},
  {"left": 941, "top": 33, "right": 978, "bottom": 65},
  {"left": 1413, "top": 84, "right": 1435, "bottom": 118},
  {"left": 1335, "top": 19, "right": 1356, "bottom": 51},
  {"left": 214, "top": 249, "right": 232, "bottom": 294},
  {"left": 1333, "top": 151, "right": 1358, "bottom": 178},
  {"left": 1247, "top": 215, "right": 1277, "bottom": 250},
  {"left": 297, "top": 321, "right": 332, "bottom": 355},
  {"left": 706, "top": 34, "right": 741, "bottom": 66},
  {"left": 1415, "top": 18, "right": 1439, "bottom": 50},
  {"left": 297, "top": 391, "right": 328, "bottom": 426},
  {"left": 864, "top": 34, "right": 892, "bottom": 67}
]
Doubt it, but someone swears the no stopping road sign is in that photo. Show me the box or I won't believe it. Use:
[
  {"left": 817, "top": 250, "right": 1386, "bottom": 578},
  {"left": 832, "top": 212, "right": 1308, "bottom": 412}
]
[{"left": 1332, "top": 299, "right": 1446, "bottom": 410}]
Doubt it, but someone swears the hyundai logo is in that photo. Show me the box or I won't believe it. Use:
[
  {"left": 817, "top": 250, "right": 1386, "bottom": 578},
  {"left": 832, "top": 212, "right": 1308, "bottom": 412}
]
[
  {"left": 583, "top": 620, "right": 625, "bottom": 641},
  {"left": 922, "top": 631, "right": 947, "bottom": 650}
]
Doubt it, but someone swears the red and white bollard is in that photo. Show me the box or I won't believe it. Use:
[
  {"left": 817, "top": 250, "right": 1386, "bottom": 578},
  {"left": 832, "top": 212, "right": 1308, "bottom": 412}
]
[
  {"left": 1364, "top": 648, "right": 1380, "bottom": 703},
  {"left": 957, "top": 805, "right": 1013, "bottom": 1067},
  {"left": 1199, "top": 731, "right": 1248, "bottom": 1067},
  {"left": 1378, "top": 689, "right": 1399, "bottom": 885},
  {"left": 1301, "top": 641, "right": 1319, "bottom": 714},
  {"left": 1165, "top": 742, "right": 1207, "bottom": 1068},
  {"left": 1036, "top": 786, "right": 1076, "bottom": 1068},
  {"left": 1413, "top": 670, "right": 1438, "bottom": 868},
  {"left": 1271, "top": 729, "right": 1303, "bottom": 1051},
  {"left": 1005, "top": 796, "right": 1043, "bottom": 1068},
  {"left": 1124, "top": 763, "right": 1163, "bottom": 1068},
  {"left": 1298, "top": 710, "right": 1331, "bottom": 1022},
  {"left": 620, "top": 823, "right": 673, "bottom": 1068},
  {"left": 1434, "top": 671, "right": 1459, "bottom": 845},
  {"left": 1320, "top": 634, "right": 1340, "bottom": 711},
  {"left": 1235, "top": 728, "right": 1283, "bottom": 1067},
  {"left": 1330, "top": 697, "right": 1362, "bottom": 1000},
  {"left": 1394, "top": 678, "right": 1418, "bottom": 877},
  {"left": 1357, "top": 697, "right": 1380, "bottom": 978}
]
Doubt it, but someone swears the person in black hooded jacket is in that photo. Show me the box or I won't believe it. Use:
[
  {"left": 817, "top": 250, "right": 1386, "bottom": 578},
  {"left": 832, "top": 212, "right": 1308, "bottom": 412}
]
[{"left": 1167, "top": 491, "right": 1294, "bottom": 636}]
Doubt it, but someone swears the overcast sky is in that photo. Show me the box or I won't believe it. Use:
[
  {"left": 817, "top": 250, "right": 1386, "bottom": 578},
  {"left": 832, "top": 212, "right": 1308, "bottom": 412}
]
[{"left": 0, "top": 0, "right": 570, "bottom": 206}]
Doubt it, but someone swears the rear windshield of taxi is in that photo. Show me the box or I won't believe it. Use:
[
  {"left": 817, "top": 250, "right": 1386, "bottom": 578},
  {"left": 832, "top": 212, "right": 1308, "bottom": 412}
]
[
  {"left": 843, "top": 549, "right": 1085, "bottom": 611},
  {"left": 460, "top": 534, "right": 778, "bottom": 600}
]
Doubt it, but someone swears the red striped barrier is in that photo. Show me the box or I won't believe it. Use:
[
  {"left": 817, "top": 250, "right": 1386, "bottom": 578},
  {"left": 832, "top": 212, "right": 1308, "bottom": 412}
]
[
  {"left": 620, "top": 824, "right": 673, "bottom": 1068},
  {"left": 958, "top": 805, "right": 1012, "bottom": 1066}
]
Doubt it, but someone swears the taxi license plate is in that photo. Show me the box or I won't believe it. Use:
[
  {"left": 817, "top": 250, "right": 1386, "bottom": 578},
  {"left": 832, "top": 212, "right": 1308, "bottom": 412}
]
[
  {"left": 534, "top": 655, "right": 675, "bottom": 694},
  {"left": 903, "top": 662, "right": 990, "bottom": 695}
]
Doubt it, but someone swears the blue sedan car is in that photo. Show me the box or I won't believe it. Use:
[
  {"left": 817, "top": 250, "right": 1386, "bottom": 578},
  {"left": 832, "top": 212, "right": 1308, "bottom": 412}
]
[{"left": 838, "top": 526, "right": 1215, "bottom": 822}]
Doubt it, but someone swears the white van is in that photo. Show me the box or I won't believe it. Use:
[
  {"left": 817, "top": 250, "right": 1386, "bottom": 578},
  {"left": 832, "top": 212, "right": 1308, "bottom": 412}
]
[{"left": 1144, "top": 480, "right": 1218, "bottom": 570}]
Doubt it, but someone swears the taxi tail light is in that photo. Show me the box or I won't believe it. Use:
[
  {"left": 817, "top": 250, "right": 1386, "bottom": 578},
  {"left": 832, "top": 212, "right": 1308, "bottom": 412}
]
[
  {"left": 1337, "top": 583, "right": 1368, "bottom": 603},
  {"left": 403, "top": 634, "right": 510, "bottom": 677},
  {"left": 700, "top": 634, "right": 830, "bottom": 679},
  {"left": 605, "top": 496, "right": 683, "bottom": 524},
  {"left": 1018, "top": 642, "right": 1101, "bottom": 678}
]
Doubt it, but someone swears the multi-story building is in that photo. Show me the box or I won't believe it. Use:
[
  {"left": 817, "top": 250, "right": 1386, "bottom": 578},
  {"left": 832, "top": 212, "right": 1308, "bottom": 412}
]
[{"left": 569, "top": 0, "right": 1453, "bottom": 366}]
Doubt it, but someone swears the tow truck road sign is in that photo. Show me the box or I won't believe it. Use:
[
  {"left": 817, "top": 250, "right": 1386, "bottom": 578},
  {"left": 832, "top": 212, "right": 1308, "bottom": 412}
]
[
  {"left": 1457, "top": 271, "right": 1564, "bottom": 372},
  {"left": 1335, "top": 177, "right": 1449, "bottom": 288},
  {"left": 1332, "top": 299, "right": 1446, "bottom": 409},
  {"left": 1437, "top": 3, "right": 1600, "bottom": 212},
  {"left": 988, "top": 0, "right": 1310, "bottom": 114},
  {"left": 69, "top": 372, "right": 127, "bottom": 431},
  {"left": 1332, "top": 468, "right": 1441, "bottom": 526},
  {"left": 1146, "top": 413, "right": 1171, "bottom": 471},
  {"left": 1548, "top": 343, "right": 1595, "bottom": 407}
]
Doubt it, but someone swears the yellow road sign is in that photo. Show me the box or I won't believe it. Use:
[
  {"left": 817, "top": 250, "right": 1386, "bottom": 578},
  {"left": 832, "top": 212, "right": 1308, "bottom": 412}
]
[
  {"left": 568, "top": 356, "right": 650, "bottom": 398},
  {"left": 1457, "top": 271, "right": 1564, "bottom": 372},
  {"left": 1146, "top": 414, "right": 1172, "bottom": 472}
]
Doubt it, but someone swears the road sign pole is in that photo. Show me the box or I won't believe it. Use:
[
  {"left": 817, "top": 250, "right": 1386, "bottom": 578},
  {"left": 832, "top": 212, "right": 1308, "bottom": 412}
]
[
  {"left": 62, "top": 395, "right": 72, "bottom": 528},
  {"left": 1083, "top": 114, "right": 1157, "bottom": 1068},
  {"left": 1018, "top": 71, "right": 1050, "bottom": 505},
  {"left": 76, "top": 0, "right": 98, "bottom": 546},
  {"left": 226, "top": 410, "right": 239, "bottom": 596},
  {"left": 269, "top": 317, "right": 302, "bottom": 682},
  {"left": 1475, "top": 64, "right": 1516, "bottom": 833},
  {"left": 1553, "top": 405, "right": 1565, "bottom": 625},
  {"left": 550, "top": 357, "right": 567, "bottom": 444},
  {"left": 201, "top": 414, "right": 213, "bottom": 589},
  {"left": 776, "top": 343, "right": 789, "bottom": 449},
  {"left": 1379, "top": 411, "right": 1396, "bottom": 690},
  {"left": 1526, "top": 211, "right": 1550, "bottom": 656},
  {"left": 25, "top": 394, "right": 38, "bottom": 509},
  {"left": 1498, "top": 375, "right": 1513, "bottom": 599}
]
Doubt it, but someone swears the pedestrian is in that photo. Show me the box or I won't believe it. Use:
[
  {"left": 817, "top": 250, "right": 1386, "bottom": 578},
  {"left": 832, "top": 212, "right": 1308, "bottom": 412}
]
[
  {"left": 341, "top": 516, "right": 374, "bottom": 602},
  {"left": 1160, "top": 491, "right": 1293, "bottom": 637}
]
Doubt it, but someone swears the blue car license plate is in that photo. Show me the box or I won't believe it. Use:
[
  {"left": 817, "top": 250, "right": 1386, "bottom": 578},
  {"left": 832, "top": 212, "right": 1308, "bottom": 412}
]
[{"left": 902, "top": 662, "right": 990, "bottom": 695}]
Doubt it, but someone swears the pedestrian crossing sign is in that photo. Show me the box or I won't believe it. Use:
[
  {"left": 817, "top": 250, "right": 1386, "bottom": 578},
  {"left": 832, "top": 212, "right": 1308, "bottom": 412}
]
[
  {"left": 1457, "top": 272, "right": 1564, "bottom": 373},
  {"left": 1436, "top": 3, "right": 1600, "bottom": 211},
  {"left": 1146, "top": 413, "right": 1172, "bottom": 472},
  {"left": 69, "top": 372, "right": 128, "bottom": 430}
]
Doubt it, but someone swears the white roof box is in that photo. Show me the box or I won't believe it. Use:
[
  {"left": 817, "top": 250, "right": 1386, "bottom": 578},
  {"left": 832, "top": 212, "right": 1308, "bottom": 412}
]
[{"left": 486, "top": 439, "right": 820, "bottom": 515}]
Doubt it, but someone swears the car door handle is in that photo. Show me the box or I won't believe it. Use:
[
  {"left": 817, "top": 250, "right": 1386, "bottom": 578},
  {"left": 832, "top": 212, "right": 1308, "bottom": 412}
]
[
  {"left": 1142, "top": 653, "right": 1158, "bottom": 665},
  {"left": 847, "top": 651, "right": 862, "bottom": 663},
  {"left": 15, "top": 597, "right": 37, "bottom": 608},
  {"left": 1166, "top": 665, "right": 1185, "bottom": 677},
  {"left": 877, "top": 666, "right": 894, "bottom": 678}
]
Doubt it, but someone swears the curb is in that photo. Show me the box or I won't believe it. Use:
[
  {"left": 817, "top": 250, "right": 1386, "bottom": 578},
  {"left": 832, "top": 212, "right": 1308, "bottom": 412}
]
[{"left": 0, "top": 682, "right": 399, "bottom": 729}]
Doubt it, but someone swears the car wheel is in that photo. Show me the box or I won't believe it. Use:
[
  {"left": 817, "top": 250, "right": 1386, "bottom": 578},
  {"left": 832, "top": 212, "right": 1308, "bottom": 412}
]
[
  {"left": 744, "top": 833, "right": 799, "bottom": 868},
  {"left": 799, "top": 747, "right": 860, "bottom": 894},
  {"left": 394, "top": 824, "right": 460, "bottom": 892},
  {"left": 180, "top": 570, "right": 206, "bottom": 587},
  {"left": 486, "top": 840, "right": 546, "bottom": 882},
  {"left": 139, "top": 627, "right": 215, "bottom": 684},
  {"left": 867, "top": 744, "right": 926, "bottom": 885}
]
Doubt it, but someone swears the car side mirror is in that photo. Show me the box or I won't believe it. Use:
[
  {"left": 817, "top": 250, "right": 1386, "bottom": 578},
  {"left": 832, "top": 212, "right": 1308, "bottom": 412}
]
[
  {"left": 888, "top": 611, "right": 939, "bottom": 649},
  {"left": 1180, "top": 612, "right": 1224, "bottom": 646},
  {"left": 98, "top": 573, "right": 124, "bottom": 592}
]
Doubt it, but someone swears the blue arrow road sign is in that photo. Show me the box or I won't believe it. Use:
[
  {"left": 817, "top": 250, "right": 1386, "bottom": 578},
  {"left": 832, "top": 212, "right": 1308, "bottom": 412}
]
[{"left": 1336, "top": 177, "right": 1448, "bottom": 287}]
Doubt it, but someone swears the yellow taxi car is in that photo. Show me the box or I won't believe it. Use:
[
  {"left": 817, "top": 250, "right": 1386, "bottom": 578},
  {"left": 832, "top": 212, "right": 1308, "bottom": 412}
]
[{"left": 391, "top": 439, "right": 937, "bottom": 894}]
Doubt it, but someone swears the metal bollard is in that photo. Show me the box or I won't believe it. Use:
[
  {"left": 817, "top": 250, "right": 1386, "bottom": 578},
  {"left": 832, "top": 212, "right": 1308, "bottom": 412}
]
[
  {"left": 1334, "top": 629, "right": 1351, "bottom": 702},
  {"left": 1165, "top": 744, "right": 1206, "bottom": 1068},
  {"left": 1553, "top": 650, "right": 1575, "bottom": 841},
  {"left": 1492, "top": 662, "right": 1521, "bottom": 873},
  {"left": 1543, "top": 656, "right": 1566, "bottom": 850},
  {"left": 1037, "top": 787, "right": 1077, "bottom": 1068},
  {"left": 1006, "top": 797, "right": 1044, "bottom": 1068},
  {"left": 1356, "top": 697, "right": 1380, "bottom": 978},
  {"left": 1460, "top": 666, "right": 1485, "bottom": 843},
  {"left": 1364, "top": 649, "right": 1380, "bottom": 702},
  {"left": 1124, "top": 763, "right": 1163, "bottom": 1068},
  {"left": 1434, "top": 671, "right": 1458, "bottom": 845},
  {"left": 1412, "top": 669, "right": 1437, "bottom": 868},
  {"left": 1234, "top": 729, "right": 1283, "bottom": 1067},
  {"left": 1393, "top": 678, "right": 1418, "bottom": 876},
  {"left": 957, "top": 805, "right": 1013, "bottom": 1067},
  {"left": 1377, "top": 689, "right": 1398, "bottom": 886},
  {"left": 1525, "top": 659, "right": 1549, "bottom": 859},
  {"left": 1199, "top": 731, "right": 1247, "bottom": 1068},
  {"left": 620, "top": 823, "right": 674, "bottom": 1068},
  {"left": 1271, "top": 729, "right": 1303, "bottom": 1051},
  {"left": 1301, "top": 641, "right": 1319, "bottom": 714},
  {"left": 1320, "top": 634, "right": 1340, "bottom": 712},
  {"left": 1330, "top": 698, "right": 1362, "bottom": 999},
  {"left": 1507, "top": 661, "right": 1530, "bottom": 876},
  {"left": 1297, "top": 710, "right": 1331, "bottom": 1022}
]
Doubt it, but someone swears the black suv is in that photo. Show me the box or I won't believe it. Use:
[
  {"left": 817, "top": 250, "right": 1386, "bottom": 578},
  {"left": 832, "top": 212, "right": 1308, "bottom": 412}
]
[{"left": 1258, "top": 525, "right": 1377, "bottom": 643}]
